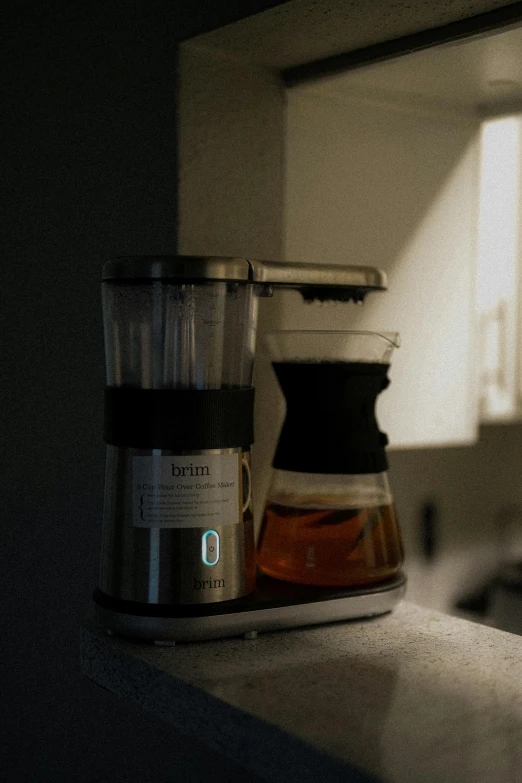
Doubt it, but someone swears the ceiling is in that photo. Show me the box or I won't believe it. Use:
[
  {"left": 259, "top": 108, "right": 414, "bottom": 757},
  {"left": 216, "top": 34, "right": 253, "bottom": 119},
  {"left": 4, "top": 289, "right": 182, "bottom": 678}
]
[
  {"left": 289, "top": 23, "right": 522, "bottom": 117},
  {"left": 189, "top": 0, "right": 517, "bottom": 71},
  {"left": 190, "top": 1, "right": 522, "bottom": 117}
]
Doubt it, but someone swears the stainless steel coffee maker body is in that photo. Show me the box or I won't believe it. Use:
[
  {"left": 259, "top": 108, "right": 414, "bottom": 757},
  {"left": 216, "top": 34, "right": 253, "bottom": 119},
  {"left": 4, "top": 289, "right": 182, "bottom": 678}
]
[{"left": 95, "top": 256, "right": 387, "bottom": 627}]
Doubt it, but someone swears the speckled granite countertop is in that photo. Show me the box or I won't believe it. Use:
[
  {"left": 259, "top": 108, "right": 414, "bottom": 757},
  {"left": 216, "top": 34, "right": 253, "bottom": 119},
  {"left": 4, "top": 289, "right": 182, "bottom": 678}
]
[{"left": 81, "top": 602, "right": 522, "bottom": 783}]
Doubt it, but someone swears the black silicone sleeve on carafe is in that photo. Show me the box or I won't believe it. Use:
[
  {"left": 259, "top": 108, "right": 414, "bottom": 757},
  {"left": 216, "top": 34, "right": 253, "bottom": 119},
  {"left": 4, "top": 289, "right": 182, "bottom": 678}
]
[{"left": 271, "top": 362, "right": 389, "bottom": 474}]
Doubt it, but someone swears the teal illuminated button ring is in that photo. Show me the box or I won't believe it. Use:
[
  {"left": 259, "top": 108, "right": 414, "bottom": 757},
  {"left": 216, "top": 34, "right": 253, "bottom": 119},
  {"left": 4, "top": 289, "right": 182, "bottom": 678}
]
[{"left": 202, "top": 530, "right": 220, "bottom": 566}]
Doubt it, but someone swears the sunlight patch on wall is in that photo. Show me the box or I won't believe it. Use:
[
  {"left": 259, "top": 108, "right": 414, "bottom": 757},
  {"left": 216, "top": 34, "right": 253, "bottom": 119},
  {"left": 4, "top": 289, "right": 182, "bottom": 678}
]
[{"left": 477, "top": 115, "right": 522, "bottom": 420}]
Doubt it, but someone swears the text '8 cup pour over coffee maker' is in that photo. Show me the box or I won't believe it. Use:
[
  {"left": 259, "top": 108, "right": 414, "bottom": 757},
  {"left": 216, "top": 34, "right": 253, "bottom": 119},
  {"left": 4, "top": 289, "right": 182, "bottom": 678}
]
[{"left": 94, "top": 256, "right": 406, "bottom": 643}]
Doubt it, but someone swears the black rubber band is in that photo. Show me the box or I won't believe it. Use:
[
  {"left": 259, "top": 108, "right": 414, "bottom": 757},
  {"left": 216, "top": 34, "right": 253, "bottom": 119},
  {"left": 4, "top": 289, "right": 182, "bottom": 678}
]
[{"left": 104, "top": 387, "right": 255, "bottom": 450}]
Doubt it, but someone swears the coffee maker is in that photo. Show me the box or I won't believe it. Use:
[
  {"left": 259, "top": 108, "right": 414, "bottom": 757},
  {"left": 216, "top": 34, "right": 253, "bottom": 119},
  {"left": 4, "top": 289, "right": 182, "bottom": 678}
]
[{"left": 94, "top": 256, "right": 405, "bottom": 642}]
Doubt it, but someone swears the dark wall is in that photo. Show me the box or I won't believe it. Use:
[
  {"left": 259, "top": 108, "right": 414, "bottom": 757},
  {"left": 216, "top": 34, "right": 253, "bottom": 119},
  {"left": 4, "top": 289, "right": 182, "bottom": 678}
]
[{"left": 2, "top": 3, "right": 284, "bottom": 780}]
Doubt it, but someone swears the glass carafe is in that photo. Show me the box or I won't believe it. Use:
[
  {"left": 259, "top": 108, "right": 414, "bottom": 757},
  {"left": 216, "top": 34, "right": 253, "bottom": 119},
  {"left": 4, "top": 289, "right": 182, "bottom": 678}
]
[{"left": 257, "top": 330, "right": 404, "bottom": 587}]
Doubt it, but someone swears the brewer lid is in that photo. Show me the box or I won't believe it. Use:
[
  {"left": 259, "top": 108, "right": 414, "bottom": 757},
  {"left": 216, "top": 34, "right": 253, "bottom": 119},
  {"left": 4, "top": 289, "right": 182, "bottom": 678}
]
[
  {"left": 102, "top": 255, "right": 387, "bottom": 298},
  {"left": 102, "top": 256, "right": 251, "bottom": 282}
]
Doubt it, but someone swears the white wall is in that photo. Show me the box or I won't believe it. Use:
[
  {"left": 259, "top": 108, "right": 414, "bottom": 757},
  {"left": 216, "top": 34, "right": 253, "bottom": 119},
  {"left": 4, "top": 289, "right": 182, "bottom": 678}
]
[
  {"left": 284, "top": 90, "right": 481, "bottom": 449},
  {"left": 177, "top": 44, "right": 285, "bottom": 261}
]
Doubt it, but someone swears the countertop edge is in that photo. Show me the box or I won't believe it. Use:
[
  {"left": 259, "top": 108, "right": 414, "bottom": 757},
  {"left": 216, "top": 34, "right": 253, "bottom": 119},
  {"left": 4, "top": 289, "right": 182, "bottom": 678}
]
[{"left": 80, "top": 623, "right": 378, "bottom": 783}]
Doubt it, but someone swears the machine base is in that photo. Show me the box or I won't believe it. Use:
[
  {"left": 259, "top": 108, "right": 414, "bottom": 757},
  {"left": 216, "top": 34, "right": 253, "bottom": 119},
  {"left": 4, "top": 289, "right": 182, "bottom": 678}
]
[{"left": 94, "top": 572, "right": 406, "bottom": 643}]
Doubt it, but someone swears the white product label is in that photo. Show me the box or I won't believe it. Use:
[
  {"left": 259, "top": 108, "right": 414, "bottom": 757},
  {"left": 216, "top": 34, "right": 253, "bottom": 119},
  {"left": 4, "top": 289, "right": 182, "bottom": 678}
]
[{"left": 132, "top": 454, "right": 240, "bottom": 529}]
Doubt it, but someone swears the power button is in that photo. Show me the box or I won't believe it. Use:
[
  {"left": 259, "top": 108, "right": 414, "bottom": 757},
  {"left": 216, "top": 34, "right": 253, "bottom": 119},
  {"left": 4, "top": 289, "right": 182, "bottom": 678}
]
[{"left": 202, "top": 530, "right": 220, "bottom": 566}]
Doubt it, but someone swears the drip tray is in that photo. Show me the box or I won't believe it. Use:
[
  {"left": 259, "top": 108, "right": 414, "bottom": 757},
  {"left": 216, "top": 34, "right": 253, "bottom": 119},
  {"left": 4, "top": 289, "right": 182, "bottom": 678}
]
[{"left": 94, "top": 572, "right": 407, "bottom": 644}]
